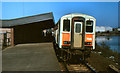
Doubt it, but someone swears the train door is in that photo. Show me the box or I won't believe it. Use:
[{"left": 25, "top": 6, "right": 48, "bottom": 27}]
[{"left": 74, "top": 22, "right": 83, "bottom": 48}]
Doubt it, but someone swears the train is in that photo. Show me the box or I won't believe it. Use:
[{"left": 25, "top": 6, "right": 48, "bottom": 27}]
[{"left": 53, "top": 13, "right": 96, "bottom": 62}]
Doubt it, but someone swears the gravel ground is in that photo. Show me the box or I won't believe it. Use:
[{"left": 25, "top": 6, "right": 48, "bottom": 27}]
[{"left": 87, "top": 52, "right": 120, "bottom": 72}]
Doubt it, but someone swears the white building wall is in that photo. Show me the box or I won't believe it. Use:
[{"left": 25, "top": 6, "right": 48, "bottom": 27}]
[
  {"left": 96, "top": 26, "right": 113, "bottom": 32},
  {"left": 117, "top": 28, "right": 120, "bottom": 31},
  {"left": 105, "top": 27, "right": 113, "bottom": 31},
  {"left": 96, "top": 26, "right": 106, "bottom": 32}
]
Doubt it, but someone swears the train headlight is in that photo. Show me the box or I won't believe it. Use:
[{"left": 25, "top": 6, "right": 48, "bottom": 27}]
[
  {"left": 63, "top": 41, "right": 71, "bottom": 44},
  {"left": 89, "top": 42, "right": 91, "bottom": 45},
  {"left": 85, "top": 42, "right": 91, "bottom": 45}
]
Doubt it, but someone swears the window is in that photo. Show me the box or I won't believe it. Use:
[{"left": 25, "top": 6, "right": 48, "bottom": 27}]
[
  {"left": 76, "top": 23, "right": 81, "bottom": 33},
  {"left": 86, "top": 21, "right": 93, "bottom": 32},
  {"left": 63, "top": 20, "right": 70, "bottom": 32}
]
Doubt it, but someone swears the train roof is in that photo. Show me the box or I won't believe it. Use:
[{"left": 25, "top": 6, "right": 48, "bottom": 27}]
[{"left": 61, "top": 13, "right": 96, "bottom": 20}]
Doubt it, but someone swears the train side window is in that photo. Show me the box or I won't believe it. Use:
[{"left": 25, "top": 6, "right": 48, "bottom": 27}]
[
  {"left": 86, "top": 20, "right": 93, "bottom": 32},
  {"left": 63, "top": 20, "right": 70, "bottom": 32},
  {"left": 76, "top": 23, "right": 81, "bottom": 33}
]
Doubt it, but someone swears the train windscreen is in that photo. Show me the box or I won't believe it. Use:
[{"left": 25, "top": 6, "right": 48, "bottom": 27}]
[
  {"left": 63, "top": 20, "right": 70, "bottom": 32},
  {"left": 86, "top": 20, "right": 93, "bottom": 32}
]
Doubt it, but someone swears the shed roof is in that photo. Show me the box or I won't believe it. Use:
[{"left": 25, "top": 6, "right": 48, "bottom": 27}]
[{"left": 0, "top": 12, "right": 54, "bottom": 28}]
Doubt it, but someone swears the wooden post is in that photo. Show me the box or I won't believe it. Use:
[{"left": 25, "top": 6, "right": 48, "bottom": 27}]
[{"left": 11, "top": 28, "right": 14, "bottom": 46}]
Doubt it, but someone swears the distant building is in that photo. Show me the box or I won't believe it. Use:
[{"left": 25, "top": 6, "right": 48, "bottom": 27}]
[
  {"left": 96, "top": 26, "right": 106, "bottom": 32},
  {"left": 117, "top": 28, "right": 120, "bottom": 31},
  {"left": 105, "top": 27, "right": 113, "bottom": 32},
  {"left": 96, "top": 26, "right": 113, "bottom": 32},
  {"left": 112, "top": 28, "right": 120, "bottom": 32}
]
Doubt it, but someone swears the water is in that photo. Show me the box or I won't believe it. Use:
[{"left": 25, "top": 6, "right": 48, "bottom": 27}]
[{"left": 96, "top": 36, "right": 120, "bottom": 53}]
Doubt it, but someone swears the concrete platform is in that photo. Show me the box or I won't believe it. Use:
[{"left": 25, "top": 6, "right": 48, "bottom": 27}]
[{"left": 2, "top": 43, "right": 60, "bottom": 71}]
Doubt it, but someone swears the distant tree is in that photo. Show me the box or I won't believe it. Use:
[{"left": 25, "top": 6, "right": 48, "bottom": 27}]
[
  {"left": 107, "top": 31, "right": 109, "bottom": 33},
  {"left": 98, "top": 31, "right": 100, "bottom": 33},
  {"left": 112, "top": 28, "right": 115, "bottom": 31}
]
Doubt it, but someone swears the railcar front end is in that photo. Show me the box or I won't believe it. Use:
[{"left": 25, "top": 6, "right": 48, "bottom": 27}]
[{"left": 54, "top": 13, "right": 96, "bottom": 62}]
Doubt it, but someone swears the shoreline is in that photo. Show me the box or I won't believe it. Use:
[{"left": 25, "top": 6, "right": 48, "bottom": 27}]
[
  {"left": 87, "top": 44, "right": 120, "bottom": 72},
  {"left": 96, "top": 32, "right": 120, "bottom": 37},
  {"left": 95, "top": 35, "right": 119, "bottom": 53}
]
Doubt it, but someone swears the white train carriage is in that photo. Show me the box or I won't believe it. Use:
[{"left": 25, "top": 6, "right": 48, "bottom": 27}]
[{"left": 54, "top": 13, "right": 96, "bottom": 61}]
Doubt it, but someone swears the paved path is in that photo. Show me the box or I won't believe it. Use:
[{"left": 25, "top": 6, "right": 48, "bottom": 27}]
[{"left": 2, "top": 43, "right": 60, "bottom": 71}]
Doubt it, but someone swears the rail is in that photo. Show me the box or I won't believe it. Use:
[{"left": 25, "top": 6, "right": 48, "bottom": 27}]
[
  {"left": 61, "top": 61, "right": 97, "bottom": 73},
  {"left": 85, "top": 63, "right": 97, "bottom": 73}
]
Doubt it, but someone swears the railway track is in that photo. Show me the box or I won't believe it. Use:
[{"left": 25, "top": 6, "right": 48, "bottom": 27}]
[{"left": 60, "top": 62, "right": 97, "bottom": 73}]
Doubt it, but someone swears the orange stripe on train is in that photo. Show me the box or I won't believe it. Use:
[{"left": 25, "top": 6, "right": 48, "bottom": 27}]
[
  {"left": 62, "top": 33, "right": 70, "bottom": 46},
  {"left": 85, "top": 34, "right": 93, "bottom": 46}
]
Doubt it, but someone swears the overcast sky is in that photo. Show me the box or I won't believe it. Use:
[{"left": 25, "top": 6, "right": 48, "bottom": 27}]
[{"left": 2, "top": 2, "right": 119, "bottom": 28}]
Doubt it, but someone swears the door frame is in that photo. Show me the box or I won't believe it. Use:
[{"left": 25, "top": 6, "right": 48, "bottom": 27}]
[
  {"left": 71, "top": 17, "right": 85, "bottom": 49},
  {"left": 73, "top": 22, "right": 83, "bottom": 48}
]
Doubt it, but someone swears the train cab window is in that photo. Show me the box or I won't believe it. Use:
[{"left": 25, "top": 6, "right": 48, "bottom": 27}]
[
  {"left": 86, "top": 20, "right": 93, "bottom": 32},
  {"left": 63, "top": 20, "right": 70, "bottom": 32},
  {"left": 76, "top": 23, "right": 81, "bottom": 33}
]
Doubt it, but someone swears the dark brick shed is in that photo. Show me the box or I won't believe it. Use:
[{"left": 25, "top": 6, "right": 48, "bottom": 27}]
[{"left": 1, "top": 12, "right": 55, "bottom": 45}]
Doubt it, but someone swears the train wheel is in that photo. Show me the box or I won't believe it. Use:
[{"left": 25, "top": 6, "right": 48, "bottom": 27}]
[{"left": 62, "top": 50, "right": 67, "bottom": 62}]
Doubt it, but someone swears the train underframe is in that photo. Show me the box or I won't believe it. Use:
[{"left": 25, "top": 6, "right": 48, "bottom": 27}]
[{"left": 54, "top": 43, "right": 91, "bottom": 63}]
